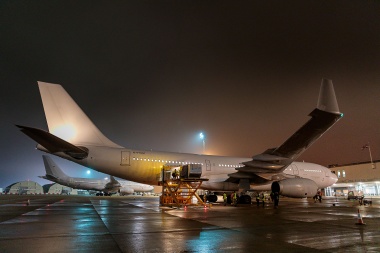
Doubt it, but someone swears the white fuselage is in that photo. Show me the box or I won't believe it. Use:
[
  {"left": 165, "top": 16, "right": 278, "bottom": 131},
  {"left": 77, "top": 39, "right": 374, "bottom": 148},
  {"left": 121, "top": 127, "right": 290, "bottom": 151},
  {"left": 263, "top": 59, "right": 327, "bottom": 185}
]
[
  {"left": 48, "top": 145, "right": 337, "bottom": 191},
  {"left": 47, "top": 174, "right": 153, "bottom": 193}
]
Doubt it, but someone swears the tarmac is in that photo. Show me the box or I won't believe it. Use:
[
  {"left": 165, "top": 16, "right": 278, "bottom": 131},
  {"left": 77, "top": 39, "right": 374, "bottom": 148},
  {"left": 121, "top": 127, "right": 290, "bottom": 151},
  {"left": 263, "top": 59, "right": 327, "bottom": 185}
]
[{"left": 0, "top": 195, "right": 379, "bottom": 253}]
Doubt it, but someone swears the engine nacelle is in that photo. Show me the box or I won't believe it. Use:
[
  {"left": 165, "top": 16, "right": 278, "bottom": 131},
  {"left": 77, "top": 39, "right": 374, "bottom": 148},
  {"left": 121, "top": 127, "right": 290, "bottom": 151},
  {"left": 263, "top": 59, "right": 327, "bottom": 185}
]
[
  {"left": 271, "top": 178, "right": 318, "bottom": 198},
  {"left": 119, "top": 187, "right": 134, "bottom": 195}
]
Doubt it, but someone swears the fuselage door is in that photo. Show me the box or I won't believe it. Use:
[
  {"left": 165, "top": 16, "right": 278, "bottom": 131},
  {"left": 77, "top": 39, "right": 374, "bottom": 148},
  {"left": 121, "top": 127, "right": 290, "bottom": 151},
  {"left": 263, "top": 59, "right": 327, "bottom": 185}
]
[
  {"left": 121, "top": 151, "right": 130, "bottom": 166},
  {"left": 291, "top": 164, "right": 299, "bottom": 176},
  {"left": 205, "top": 160, "right": 211, "bottom": 171}
]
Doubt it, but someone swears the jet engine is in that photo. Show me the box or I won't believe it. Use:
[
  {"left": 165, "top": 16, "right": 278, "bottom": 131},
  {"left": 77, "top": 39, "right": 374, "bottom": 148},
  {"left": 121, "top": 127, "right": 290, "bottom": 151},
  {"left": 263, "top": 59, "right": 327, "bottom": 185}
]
[
  {"left": 271, "top": 178, "right": 318, "bottom": 198},
  {"left": 119, "top": 187, "right": 134, "bottom": 195}
]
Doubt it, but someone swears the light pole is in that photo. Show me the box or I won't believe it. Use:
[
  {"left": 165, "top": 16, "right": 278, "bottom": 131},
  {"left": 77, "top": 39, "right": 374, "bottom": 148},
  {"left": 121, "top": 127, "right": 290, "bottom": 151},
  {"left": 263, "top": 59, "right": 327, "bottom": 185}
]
[
  {"left": 362, "top": 143, "right": 375, "bottom": 169},
  {"left": 199, "top": 132, "right": 205, "bottom": 154}
]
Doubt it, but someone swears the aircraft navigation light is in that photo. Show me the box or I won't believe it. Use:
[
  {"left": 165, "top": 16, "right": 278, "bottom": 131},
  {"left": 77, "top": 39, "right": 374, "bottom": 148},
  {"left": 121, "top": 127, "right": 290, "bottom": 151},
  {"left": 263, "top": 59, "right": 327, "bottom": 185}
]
[
  {"left": 86, "top": 170, "right": 91, "bottom": 175},
  {"left": 52, "top": 124, "right": 76, "bottom": 142}
]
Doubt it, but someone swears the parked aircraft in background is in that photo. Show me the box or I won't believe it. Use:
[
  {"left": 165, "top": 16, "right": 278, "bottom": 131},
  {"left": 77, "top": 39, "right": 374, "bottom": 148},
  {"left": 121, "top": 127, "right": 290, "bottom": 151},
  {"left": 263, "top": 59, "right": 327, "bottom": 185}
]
[
  {"left": 18, "top": 79, "right": 342, "bottom": 201},
  {"left": 40, "top": 155, "right": 154, "bottom": 196}
]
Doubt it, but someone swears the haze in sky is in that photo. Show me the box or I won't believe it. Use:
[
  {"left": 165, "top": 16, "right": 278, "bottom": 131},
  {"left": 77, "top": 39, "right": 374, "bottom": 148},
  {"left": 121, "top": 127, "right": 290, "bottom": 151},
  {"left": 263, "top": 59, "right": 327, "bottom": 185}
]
[{"left": 1, "top": 1, "right": 379, "bottom": 188}]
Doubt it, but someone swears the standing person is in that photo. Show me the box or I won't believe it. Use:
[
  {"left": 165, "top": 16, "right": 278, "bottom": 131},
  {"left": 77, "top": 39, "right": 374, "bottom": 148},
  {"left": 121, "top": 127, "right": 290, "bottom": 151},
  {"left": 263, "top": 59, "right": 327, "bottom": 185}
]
[
  {"left": 172, "top": 170, "right": 176, "bottom": 179},
  {"left": 256, "top": 193, "right": 260, "bottom": 207},
  {"left": 270, "top": 192, "right": 274, "bottom": 202},
  {"left": 274, "top": 191, "right": 280, "bottom": 208},
  {"left": 233, "top": 191, "right": 238, "bottom": 207},
  {"left": 223, "top": 192, "right": 227, "bottom": 206},
  {"left": 203, "top": 193, "right": 207, "bottom": 204},
  {"left": 260, "top": 193, "right": 265, "bottom": 207}
]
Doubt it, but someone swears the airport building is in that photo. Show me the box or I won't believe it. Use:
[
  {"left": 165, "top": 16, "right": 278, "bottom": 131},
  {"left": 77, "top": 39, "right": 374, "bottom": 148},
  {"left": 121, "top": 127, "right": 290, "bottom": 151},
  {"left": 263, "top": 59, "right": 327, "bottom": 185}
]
[
  {"left": 4, "top": 181, "right": 44, "bottom": 195},
  {"left": 327, "top": 160, "right": 380, "bottom": 197},
  {"left": 43, "top": 183, "right": 76, "bottom": 195}
]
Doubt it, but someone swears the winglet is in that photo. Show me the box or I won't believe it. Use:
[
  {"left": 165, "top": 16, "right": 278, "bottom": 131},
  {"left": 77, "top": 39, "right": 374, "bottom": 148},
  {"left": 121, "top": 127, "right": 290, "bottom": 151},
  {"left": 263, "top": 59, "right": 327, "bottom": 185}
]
[{"left": 317, "top": 78, "right": 340, "bottom": 114}]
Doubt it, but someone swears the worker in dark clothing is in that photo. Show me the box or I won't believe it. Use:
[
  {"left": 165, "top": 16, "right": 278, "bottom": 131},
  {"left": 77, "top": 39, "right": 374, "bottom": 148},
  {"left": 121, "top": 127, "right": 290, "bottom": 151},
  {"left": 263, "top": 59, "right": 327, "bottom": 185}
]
[
  {"left": 273, "top": 191, "right": 280, "bottom": 208},
  {"left": 256, "top": 194, "right": 260, "bottom": 206},
  {"left": 260, "top": 193, "right": 265, "bottom": 207},
  {"left": 172, "top": 169, "right": 178, "bottom": 179}
]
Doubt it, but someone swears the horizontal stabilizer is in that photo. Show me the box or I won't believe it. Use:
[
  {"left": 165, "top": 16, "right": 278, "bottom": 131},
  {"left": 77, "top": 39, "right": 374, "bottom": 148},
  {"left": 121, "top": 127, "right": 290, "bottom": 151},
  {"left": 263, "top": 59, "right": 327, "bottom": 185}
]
[{"left": 17, "top": 125, "right": 88, "bottom": 159}]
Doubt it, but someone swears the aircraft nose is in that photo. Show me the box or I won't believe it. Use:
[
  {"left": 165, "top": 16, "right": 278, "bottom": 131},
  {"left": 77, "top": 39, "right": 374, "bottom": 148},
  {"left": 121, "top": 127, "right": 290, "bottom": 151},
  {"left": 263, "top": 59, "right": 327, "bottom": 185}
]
[{"left": 331, "top": 172, "right": 338, "bottom": 184}]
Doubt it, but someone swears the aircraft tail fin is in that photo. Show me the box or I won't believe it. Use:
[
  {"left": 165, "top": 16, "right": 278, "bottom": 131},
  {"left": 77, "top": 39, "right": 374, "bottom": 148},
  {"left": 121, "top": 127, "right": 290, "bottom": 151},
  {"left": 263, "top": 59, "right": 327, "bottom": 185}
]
[
  {"left": 109, "top": 175, "right": 119, "bottom": 184},
  {"left": 38, "top": 81, "right": 122, "bottom": 148},
  {"left": 42, "top": 155, "right": 68, "bottom": 179}
]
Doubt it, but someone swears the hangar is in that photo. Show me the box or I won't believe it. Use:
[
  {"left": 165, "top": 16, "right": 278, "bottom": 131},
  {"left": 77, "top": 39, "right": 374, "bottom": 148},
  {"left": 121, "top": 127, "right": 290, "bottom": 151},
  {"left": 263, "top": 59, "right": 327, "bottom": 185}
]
[
  {"left": 4, "top": 181, "right": 44, "bottom": 194},
  {"left": 43, "top": 183, "right": 77, "bottom": 195},
  {"left": 327, "top": 160, "right": 380, "bottom": 197}
]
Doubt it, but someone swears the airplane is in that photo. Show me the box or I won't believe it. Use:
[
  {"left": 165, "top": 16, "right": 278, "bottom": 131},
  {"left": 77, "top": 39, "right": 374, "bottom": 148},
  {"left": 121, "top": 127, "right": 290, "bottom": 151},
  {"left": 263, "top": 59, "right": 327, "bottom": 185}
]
[
  {"left": 17, "top": 79, "right": 342, "bottom": 202},
  {"left": 40, "top": 155, "right": 154, "bottom": 196}
]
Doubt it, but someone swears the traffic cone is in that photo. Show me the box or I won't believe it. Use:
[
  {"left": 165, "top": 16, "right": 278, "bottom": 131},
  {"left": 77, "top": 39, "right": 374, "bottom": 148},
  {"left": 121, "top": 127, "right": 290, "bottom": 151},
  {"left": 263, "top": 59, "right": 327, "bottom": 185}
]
[{"left": 355, "top": 209, "right": 366, "bottom": 225}]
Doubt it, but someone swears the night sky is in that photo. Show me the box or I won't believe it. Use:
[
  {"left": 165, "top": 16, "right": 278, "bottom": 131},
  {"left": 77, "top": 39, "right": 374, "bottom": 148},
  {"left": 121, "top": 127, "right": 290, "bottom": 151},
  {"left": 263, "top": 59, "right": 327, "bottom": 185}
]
[{"left": 1, "top": 1, "right": 379, "bottom": 188}]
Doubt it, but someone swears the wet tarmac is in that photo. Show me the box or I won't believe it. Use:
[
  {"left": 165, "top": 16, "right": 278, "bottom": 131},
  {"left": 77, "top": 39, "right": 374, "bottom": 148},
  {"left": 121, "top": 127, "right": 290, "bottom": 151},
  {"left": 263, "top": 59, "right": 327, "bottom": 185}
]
[{"left": 0, "top": 195, "right": 379, "bottom": 252}]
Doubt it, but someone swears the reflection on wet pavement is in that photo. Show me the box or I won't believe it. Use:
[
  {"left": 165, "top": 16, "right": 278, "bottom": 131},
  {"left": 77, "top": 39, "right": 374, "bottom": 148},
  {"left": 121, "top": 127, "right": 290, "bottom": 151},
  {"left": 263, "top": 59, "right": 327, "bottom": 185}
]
[{"left": 0, "top": 195, "right": 379, "bottom": 252}]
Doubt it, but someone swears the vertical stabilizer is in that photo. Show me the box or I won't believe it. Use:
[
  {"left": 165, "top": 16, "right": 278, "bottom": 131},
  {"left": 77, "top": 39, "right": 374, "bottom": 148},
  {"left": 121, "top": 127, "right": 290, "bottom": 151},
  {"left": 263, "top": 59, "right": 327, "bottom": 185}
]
[
  {"left": 109, "top": 176, "right": 119, "bottom": 184},
  {"left": 42, "top": 155, "right": 68, "bottom": 179},
  {"left": 38, "top": 81, "right": 122, "bottom": 148}
]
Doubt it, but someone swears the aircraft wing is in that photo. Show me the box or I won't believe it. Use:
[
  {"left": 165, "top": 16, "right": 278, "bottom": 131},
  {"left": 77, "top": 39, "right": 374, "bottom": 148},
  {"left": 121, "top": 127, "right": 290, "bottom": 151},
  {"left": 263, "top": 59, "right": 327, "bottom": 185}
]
[
  {"left": 16, "top": 125, "right": 88, "bottom": 159},
  {"left": 228, "top": 79, "right": 343, "bottom": 181}
]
